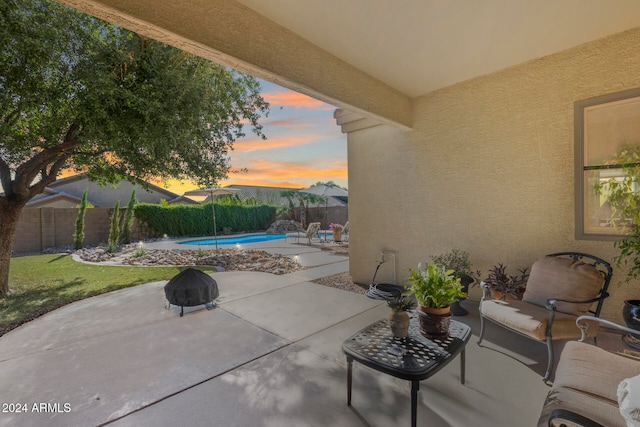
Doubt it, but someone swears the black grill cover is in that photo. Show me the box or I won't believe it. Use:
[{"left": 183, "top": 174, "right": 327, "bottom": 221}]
[{"left": 164, "top": 268, "right": 218, "bottom": 307}]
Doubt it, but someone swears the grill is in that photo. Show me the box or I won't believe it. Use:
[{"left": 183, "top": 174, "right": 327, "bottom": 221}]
[{"left": 164, "top": 268, "right": 219, "bottom": 317}]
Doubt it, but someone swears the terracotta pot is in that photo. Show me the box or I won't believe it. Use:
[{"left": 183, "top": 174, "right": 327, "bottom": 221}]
[
  {"left": 333, "top": 230, "right": 342, "bottom": 242},
  {"left": 491, "top": 290, "right": 523, "bottom": 301},
  {"left": 417, "top": 305, "right": 451, "bottom": 337},
  {"left": 388, "top": 310, "right": 410, "bottom": 338}
]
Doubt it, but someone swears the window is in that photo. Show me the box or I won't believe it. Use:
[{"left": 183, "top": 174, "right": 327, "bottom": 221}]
[{"left": 575, "top": 88, "right": 640, "bottom": 240}]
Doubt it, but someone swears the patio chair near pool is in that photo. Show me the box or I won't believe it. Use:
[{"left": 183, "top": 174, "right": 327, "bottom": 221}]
[
  {"left": 342, "top": 221, "right": 349, "bottom": 242},
  {"left": 286, "top": 222, "right": 321, "bottom": 245}
]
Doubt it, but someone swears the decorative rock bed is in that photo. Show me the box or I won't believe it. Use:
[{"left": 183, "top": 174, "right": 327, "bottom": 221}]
[{"left": 74, "top": 244, "right": 303, "bottom": 275}]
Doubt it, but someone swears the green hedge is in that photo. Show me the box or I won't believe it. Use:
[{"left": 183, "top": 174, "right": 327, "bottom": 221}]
[{"left": 134, "top": 203, "right": 277, "bottom": 237}]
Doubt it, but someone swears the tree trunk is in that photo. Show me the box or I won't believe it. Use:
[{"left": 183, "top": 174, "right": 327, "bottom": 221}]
[
  {"left": 299, "top": 200, "right": 306, "bottom": 228},
  {"left": 0, "top": 201, "right": 23, "bottom": 296}
]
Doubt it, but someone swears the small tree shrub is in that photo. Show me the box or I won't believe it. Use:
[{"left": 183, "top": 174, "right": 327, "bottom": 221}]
[
  {"left": 108, "top": 201, "right": 121, "bottom": 253},
  {"left": 73, "top": 189, "right": 89, "bottom": 250},
  {"left": 120, "top": 188, "right": 137, "bottom": 244}
]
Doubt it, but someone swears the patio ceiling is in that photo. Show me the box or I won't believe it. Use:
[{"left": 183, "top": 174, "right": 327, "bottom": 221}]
[
  {"left": 58, "top": 0, "right": 640, "bottom": 128},
  {"left": 236, "top": 0, "right": 640, "bottom": 97}
]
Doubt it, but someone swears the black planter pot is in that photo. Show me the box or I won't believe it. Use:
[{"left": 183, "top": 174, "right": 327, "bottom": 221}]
[
  {"left": 451, "top": 275, "right": 474, "bottom": 316},
  {"left": 623, "top": 300, "right": 640, "bottom": 331}
]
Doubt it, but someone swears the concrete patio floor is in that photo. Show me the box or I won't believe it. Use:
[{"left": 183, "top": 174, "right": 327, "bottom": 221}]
[{"left": 0, "top": 239, "right": 550, "bottom": 426}]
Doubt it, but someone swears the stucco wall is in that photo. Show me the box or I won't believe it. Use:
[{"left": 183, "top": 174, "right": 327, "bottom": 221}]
[{"left": 348, "top": 27, "right": 640, "bottom": 322}]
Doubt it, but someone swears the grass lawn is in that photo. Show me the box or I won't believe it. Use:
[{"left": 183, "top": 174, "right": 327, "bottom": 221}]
[{"left": 1, "top": 254, "right": 217, "bottom": 336}]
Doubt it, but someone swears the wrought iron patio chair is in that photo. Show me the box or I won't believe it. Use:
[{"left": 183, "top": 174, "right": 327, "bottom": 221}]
[{"left": 478, "top": 252, "right": 613, "bottom": 383}]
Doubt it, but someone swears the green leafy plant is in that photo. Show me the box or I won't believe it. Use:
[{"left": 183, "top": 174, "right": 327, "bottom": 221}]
[
  {"left": 404, "top": 263, "right": 466, "bottom": 309},
  {"left": 196, "top": 248, "right": 209, "bottom": 258},
  {"left": 133, "top": 241, "right": 146, "bottom": 258},
  {"left": 594, "top": 143, "right": 640, "bottom": 284},
  {"left": 386, "top": 295, "right": 417, "bottom": 312},
  {"left": 431, "top": 249, "right": 480, "bottom": 282},
  {"left": 482, "top": 263, "right": 529, "bottom": 299}
]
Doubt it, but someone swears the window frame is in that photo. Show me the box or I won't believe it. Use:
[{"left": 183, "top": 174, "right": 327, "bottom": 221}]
[{"left": 575, "top": 88, "right": 640, "bottom": 240}]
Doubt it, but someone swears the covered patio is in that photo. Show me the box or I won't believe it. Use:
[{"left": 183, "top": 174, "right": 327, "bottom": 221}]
[
  {"left": 0, "top": 263, "right": 550, "bottom": 427},
  {"left": 13, "top": 1, "right": 640, "bottom": 425}
]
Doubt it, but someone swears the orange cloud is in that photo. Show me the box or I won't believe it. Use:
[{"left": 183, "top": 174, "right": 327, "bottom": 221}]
[
  {"left": 219, "top": 158, "right": 347, "bottom": 188},
  {"left": 233, "top": 134, "right": 322, "bottom": 152},
  {"left": 262, "top": 90, "right": 331, "bottom": 109}
]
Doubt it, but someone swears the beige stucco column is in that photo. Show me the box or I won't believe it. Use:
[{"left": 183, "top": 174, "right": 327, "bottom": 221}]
[{"left": 335, "top": 109, "right": 410, "bottom": 286}]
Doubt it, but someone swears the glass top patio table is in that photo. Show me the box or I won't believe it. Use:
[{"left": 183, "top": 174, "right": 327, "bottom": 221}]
[{"left": 342, "top": 315, "right": 471, "bottom": 427}]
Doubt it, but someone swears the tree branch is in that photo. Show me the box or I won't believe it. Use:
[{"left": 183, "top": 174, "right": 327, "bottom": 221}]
[
  {"left": 14, "top": 123, "right": 81, "bottom": 190},
  {"left": 28, "top": 155, "right": 69, "bottom": 197}
]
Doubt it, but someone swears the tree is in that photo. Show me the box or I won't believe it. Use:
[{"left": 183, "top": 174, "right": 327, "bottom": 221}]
[
  {"left": 0, "top": 0, "right": 269, "bottom": 295},
  {"left": 298, "top": 193, "right": 326, "bottom": 225},
  {"left": 73, "top": 189, "right": 89, "bottom": 250},
  {"left": 279, "top": 189, "right": 298, "bottom": 219},
  {"left": 120, "top": 188, "right": 137, "bottom": 245}
]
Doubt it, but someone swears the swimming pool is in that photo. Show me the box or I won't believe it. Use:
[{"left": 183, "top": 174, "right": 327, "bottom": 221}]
[{"left": 179, "top": 233, "right": 287, "bottom": 246}]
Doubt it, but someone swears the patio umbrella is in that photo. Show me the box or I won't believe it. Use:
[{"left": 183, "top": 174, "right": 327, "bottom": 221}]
[
  {"left": 184, "top": 187, "right": 240, "bottom": 249},
  {"left": 299, "top": 184, "right": 348, "bottom": 198}
]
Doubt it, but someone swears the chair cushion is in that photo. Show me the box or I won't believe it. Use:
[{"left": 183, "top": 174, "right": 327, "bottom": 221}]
[
  {"left": 480, "top": 300, "right": 596, "bottom": 341},
  {"left": 522, "top": 256, "right": 604, "bottom": 316},
  {"left": 538, "top": 386, "right": 626, "bottom": 427},
  {"left": 538, "top": 341, "right": 640, "bottom": 427},
  {"left": 555, "top": 341, "right": 640, "bottom": 403}
]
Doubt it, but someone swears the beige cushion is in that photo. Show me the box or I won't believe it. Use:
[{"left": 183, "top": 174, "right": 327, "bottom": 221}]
[
  {"left": 480, "top": 300, "right": 597, "bottom": 341},
  {"left": 538, "top": 341, "right": 640, "bottom": 427},
  {"left": 522, "top": 256, "right": 604, "bottom": 316},
  {"left": 555, "top": 341, "right": 640, "bottom": 402},
  {"left": 538, "top": 386, "right": 626, "bottom": 427}
]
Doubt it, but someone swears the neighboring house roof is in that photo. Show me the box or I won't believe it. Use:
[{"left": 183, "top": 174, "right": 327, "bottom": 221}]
[
  {"left": 26, "top": 174, "right": 187, "bottom": 208},
  {"left": 26, "top": 192, "right": 83, "bottom": 208}
]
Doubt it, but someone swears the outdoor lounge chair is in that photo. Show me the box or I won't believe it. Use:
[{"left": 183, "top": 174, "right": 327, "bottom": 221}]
[
  {"left": 342, "top": 221, "right": 349, "bottom": 242},
  {"left": 286, "top": 222, "right": 321, "bottom": 245},
  {"left": 478, "top": 252, "right": 613, "bottom": 383}
]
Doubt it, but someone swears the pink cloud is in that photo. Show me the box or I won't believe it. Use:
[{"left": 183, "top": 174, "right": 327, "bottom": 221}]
[{"left": 262, "top": 90, "right": 331, "bottom": 109}]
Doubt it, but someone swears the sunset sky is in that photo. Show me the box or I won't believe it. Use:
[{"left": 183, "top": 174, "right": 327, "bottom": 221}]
[{"left": 160, "top": 79, "right": 348, "bottom": 195}]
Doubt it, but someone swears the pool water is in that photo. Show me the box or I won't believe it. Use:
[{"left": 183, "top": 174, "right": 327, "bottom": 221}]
[{"left": 180, "top": 233, "right": 287, "bottom": 246}]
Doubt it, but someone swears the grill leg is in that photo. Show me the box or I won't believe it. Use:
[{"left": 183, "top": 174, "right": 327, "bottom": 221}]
[
  {"left": 180, "top": 306, "right": 184, "bottom": 317},
  {"left": 346, "top": 356, "right": 353, "bottom": 406}
]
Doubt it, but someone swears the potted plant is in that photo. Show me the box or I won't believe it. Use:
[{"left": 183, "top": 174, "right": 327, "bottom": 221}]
[
  {"left": 594, "top": 144, "right": 640, "bottom": 328},
  {"left": 481, "top": 263, "right": 529, "bottom": 300},
  {"left": 404, "top": 263, "right": 467, "bottom": 337},
  {"left": 328, "top": 223, "right": 343, "bottom": 242},
  {"left": 386, "top": 295, "right": 417, "bottom": 338},
  {"left": 431, "top": 249, "right": 480, "bottom": 316}
]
